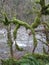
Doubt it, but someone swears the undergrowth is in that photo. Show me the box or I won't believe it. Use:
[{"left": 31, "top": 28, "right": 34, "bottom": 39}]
[{"left": 1, "top": 53, "right": 49, "bottom": 65}]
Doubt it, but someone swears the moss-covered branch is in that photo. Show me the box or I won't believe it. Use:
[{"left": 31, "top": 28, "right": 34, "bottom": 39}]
[
  {"left": 30, "top": 28, "right": 37, "bottom": 52},
  {"left": 12, "top": 18, "right": 38, "bottom": 52},
  {"left": 7, "top": 25, "right": 13, "bottom": 58},
  {"left": 13, "top": 24, "right": 24, "bottom": 51},
  {"left": 3, "top": 14, "right": 14, "bottom": 58},
  {"left": 31, "top": 15, "right": 41, "bottom": 28},
  {"left": 11, "top": 19, "right": 31, "bottom": 29},
  {"left": 13, "top": 24, "right": 20, "bottom": 40}
]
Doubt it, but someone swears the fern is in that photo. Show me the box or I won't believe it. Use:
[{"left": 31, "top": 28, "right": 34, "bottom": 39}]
[{"left": 1, "top": 53, "right": 49, "bottom": 65}]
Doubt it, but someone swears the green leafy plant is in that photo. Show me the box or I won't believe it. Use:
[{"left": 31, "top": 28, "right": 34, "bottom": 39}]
[{"left": 1, "top": 53, "right": 49, "bottom": 65}]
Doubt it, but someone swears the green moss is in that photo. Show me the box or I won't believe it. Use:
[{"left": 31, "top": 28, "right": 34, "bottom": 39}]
[
  {"left": 11, "top": 18, "right": 31, "bottom": 29},
  {"left": 31, "top": 16, "right": 41, "bottom": 28},
  {"left": 0, "top": 1, "right": 49, "bottom": 64},
  {"left": 12, "top": 18, "right": 38, "bottom": 52},
  {"left": 15, "top": 43, "right": 23, "bottom": 51},
  {"left": 1, "top": 58, "right": 18, "bottom": 65},
  {"left": 13, "top": 24, "right": 20, "bottom": 40},
  {"left": 30, "top": 28, "right": 37, "bottom": 52},
  {"left": 3, "top": 13, "right": 10, "bottom": 26},
  {"left": 23, "top": 53, "right": 49, "bottom": 62}
]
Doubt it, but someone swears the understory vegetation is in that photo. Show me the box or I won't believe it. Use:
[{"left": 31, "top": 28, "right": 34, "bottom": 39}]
[{"left": 1, "top": 53, "right": 49, "bottom": 65}]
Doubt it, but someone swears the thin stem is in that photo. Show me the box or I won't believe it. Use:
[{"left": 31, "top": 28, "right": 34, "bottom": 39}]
[{"left": 7, "top": 24, "right": 13, "bottom": 58}]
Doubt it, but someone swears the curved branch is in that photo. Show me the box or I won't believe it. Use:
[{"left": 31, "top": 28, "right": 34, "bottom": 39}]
[
  {"left": 13, "top": 24, "right": 20, "bottom": 40},
  {"left": 11, "top": 19, "right": 31, "bottom": 29},
  {"left": 31, "top": 16, "right": 41, "bottom": 29},
  {"left": 31, "top": 28, "right": 37, "bottom": 52}
]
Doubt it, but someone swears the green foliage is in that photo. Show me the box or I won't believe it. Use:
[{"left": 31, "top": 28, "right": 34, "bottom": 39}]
[
  {"left": 12, "top": 18, "right": 30, "bottom": 29},
  {"left": 23, "top": 53, "right": 49, "bottom": 65},
  {"left": 1, "top": 53, "right": 49, "bottom": 65},
  {"left": 1, "top": 58, "right": 18, "bottom": 65}
]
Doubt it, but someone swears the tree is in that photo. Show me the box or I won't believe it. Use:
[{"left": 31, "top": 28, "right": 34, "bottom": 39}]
[{"left": 0, "top": 0, "right": 49, "bottom": 59}]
